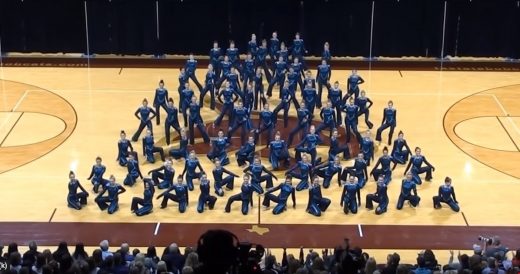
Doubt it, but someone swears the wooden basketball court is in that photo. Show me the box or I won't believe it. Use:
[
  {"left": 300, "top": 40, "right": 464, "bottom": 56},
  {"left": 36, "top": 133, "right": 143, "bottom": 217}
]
[{"left": 1, "top": 63, "right": 519, "bottom": 254}]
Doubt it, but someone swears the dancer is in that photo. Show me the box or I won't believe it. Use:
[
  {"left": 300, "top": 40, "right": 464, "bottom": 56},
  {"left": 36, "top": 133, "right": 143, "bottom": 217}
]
[
  {"left": 200, "top": 64, "right": 217, "bottom": 109},
  {"left": 188, "top": 96, "right": 210, "bottom": 144},
  {"left": 342, "top": 97, "right": 362, "bottom": 142},
  {"left": 286, "top": 153, "right": 313, "bottom": 191},
  {"left": 213, "top": 159, "right": 239, "bottom": 197},
  {"left": 116, "top": 130, "right": 137, "bottom": 166},
  {"left": 87, "top": 157, "right": 109, "bottom": 193},
  {"left": 185, "top": 53, "right": 203, "bottom": 92},
  {"left": 123, "top": 153, "right": 143, "bottom": 187},
  {"left": 169, "top": 128, "right": 189, "bottom": 160},
  {"left": 269, "top": 132, "right": 291, "bottom": 170},
  {"left": 243, "top": 156, "right": 277, "bottom": 194},
  {"left": 287, "top": 100, "right": 310, "bottom": 148},
  {"left": 67, "top": 171, "right": 89, "bottom": 210},
  {"left": 131, "top": 178, "right": 154, "bottom": 216},
  {"left": 224, "top": 173, "right": 254, "bottom": 215},
  {"left": 404, "top": 147, "right": 435, "bottom": 184},
  {"left": 148, "top": 158, "right": 175, "bottom": 189},
  {"left": 328, "top": 129, "right": 350, "bottom": 161},
  {"left": 235, "top": 135, "right": 256, "bottom": 167},
  {"left": 181, "top": 150, "right": 205, "bottom": 191},
  {"left": 313, "top": 155, "right": 343, "bottom": 189},
  {"left": 316, "top": 59, "right": 331, "bottom": 108},
  {"left": 340, "top": 175, "right": 361, "bottom": 214},
  {"left": 164, "top": 98, "right": 181, "bottom": 145},
  {"left": 142, "top": 129, "right": 165, "bottom": 164},
  {"left": 306, "top": 176, "right": 331, "bottom": 217},
  {"left": 131, "top": 98, "right": 156, "bottom": 142},
  {"left": 359, "top": 130, "right": 375, "bottom": 166},
  {"left": 207, "top": 129, "right": 231, "bottom": 166},
  {"left": 255, "top": 103, "right": 275, "bottom": 144},
  {"left": 294, "top": 125, "right": 322, "bottom": 164},
  {"left": 153, "top": 80, "right": 168, "bottom": 125},
  {"left": 95, "top": 175, "right": 126, "bottom": 214},
  {"left": 197, "top": 173, "right": 217, "bottom": 213},
  {"left": 370, "top": 147, "right": 396, "bottom": 185},
  {"left": 375, "top": 100, "right": 397, "bottom": 145},
  {"left": 366, "top": 175, "right": 389, "bottom": 215},
  {"left": 262, "top": 175, "right": 296, "bottom": 215},
  {"left": 157, "top": 175, "right": 189, "bottom": 212},
  {"left": 343, "top": 153, "right": 368, "bottom": 188},
  {"left": 391, "top": 131, "right": 413, "bottom": 167},
  {"left": 347, "top": 69, "right": 364, "bottom": 99},
  {"left": 355, "top": 90, "right": 374, "bottom": 129},
  {"left": 433, "top": 177, "right": 460, "bottom": 212},
  {"left": 396, "top": 172, "right": 421, "bottom": 210}
]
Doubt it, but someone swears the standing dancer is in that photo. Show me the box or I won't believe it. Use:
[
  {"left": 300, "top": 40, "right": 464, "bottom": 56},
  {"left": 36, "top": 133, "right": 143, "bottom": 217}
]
[
  {"left": 347, "top": 69, "right": 364, "bottom": 99},
  {"left": 355, "top": 90, "right": 374, "bottom": 129},
  {"left": 375, "top": 100, "right": 397, "bottom": 145},
  {"left": 187, "top": 96, "right": 210, "bottom": 144},
  {"left": 164, "top": 98, "right": 181, "bottom": 145},
  {"left": 185, "top": 53, "right": 203, "bottom": 92},
  {"left": 131, "top": 98, "right": 156, "bottom": 142},
  {"left": 153, "top": 80, "right": 168, "bottom": 125}
]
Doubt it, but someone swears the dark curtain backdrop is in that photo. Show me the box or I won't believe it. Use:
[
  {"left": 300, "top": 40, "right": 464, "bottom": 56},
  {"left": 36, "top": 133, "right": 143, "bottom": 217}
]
[{"left": 1, "top": 0, "right": 519, "bottom": 58}]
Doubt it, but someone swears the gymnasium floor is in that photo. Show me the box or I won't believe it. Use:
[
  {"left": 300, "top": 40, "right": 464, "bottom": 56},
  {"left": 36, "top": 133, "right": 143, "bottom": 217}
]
[{"left": 1, "top": 64, "right": 520, "bottom": 252}]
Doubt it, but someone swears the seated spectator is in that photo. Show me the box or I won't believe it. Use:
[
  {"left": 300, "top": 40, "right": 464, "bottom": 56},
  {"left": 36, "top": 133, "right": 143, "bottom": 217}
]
[
  {"left": 9, "top": 252, "right": 22, "bottom": 273},
  {"left": 52, "top": 242, "right": 70, "bottom": 263},
  {"left": 365, "top": 257, "right": 377, "bottom": 274},
  {"left": 22, "top": 241, "right": 39, "bottom": 267},
  {"left": 513, "top": 249, "right": 520, "bottom": 267},
  {"left": 100, "top": 240, "right": 113, "bottom": 260},
  {"left": 382, "top": 253, "right": 400, "bottom": 274},
  {"left": 485, "top": 236, "right": 508, "bottom": 259},
  {"left": 161, "top": 243, "right": 184, "bottom": 273},
  {"left": 120, "top": 243, "right": 135, "bottom": 264},
  {"left": 414, "top": 256, "right": 432, "bottom": 274},
  {"left": 72, "top": 243, "right": 89, "bottom": 261},
  {"left": 482, "top": 257, "right": 505, "bottom": 274}
]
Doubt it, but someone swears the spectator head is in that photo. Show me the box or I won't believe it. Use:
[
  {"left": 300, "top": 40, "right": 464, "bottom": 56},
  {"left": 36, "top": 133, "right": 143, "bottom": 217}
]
[
  {"left": 28, "top": 241, "right": 37, "bottom": 252},
  {"left": 492, "top": 236, "right": 501, "bottom": 246},
  {"left": 92, "top": 249, "right": 103, "bottom": 266},
  {"left": 35, "top": 253, "right": 46, "bottom": 269},
  {"left": 184, "top": 246, "right": 194, "bottom": 255},
  {"left": 120, "top": 243, "right": 130, "bottom": 255},
  {"left": 182, "top": 266, "right": 194, "bottom": 274},
  {"left": 7, "top": 243, "right": 18, "bottom": 256},
  {"left": 365, "top": 257, "right": 377, "bottom": 274},
  {"left": 197, "top": 230, "right": 239, "bottom": 274},
  {"left": 185, "top": 252, "right": 199, "bottom": 269},
  {"left": 42, "top": 249, "right": 52, "bottom": 262},
  {"left": 312, "top": 257, "right": 325, "bottom": 271},
  {"left": 473, "top": 244, "right": 482, "bottom": 255},
  {"left": 417, "top": 255, "right": 426, "bottom": 267},
  {"left": 157, "top": 261, "right": 168, "bottom": 273},
  {"left": 265, "top": 255, "right": 276, "bottom": 270},
  {"left": 134, "top": 253, "right": 145, "bottom": 265},
  {"left": 168, "top": 243, "right": 179, "bottom": 254},
  {"left": 9, "top": 252, "right": 21, "bottom": 267},
  {"left": 100, "top": 240, "right": 109, "bottom": 251},
  {"left": 132, "top": 248, "right": 140, "bottom": 257},
  {"left": 146, "top": 246, "right": 157, "bottom": 258},
  {"left": 396, "top": 264, "right": 410, "bottom": 274},
  {"left": 487, "top": 257, "right": 496, "bottom": 269},
  {"left": 459, "top": 254, "right": 470, "bottom": 269}
]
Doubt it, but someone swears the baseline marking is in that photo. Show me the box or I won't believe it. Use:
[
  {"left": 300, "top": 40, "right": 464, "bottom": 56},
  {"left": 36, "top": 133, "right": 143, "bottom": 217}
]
[
  {"left": 49, "top": 208, "right": 57, "bottom": 223},
  {"left": 461, "top": 211, "right": 469, "bottom": 227},
  {"left": 358, "top": 224, "right": 364, "bottom": 237},
  {"left": 154, "top": 222, "right": 161, "bottom": 236}
]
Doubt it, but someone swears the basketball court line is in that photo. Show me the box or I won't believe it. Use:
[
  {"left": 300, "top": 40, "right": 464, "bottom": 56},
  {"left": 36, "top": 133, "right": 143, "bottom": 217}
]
[
  {"left": 0, "top": 112, "right": 23, "bottom": 146},
  {"left": 11, "top": 90, "right": 29, "bottom": 111},
  {"left": 491, "top": 93, "right": 520, "bottom": 137},
  {"left": 496, "top": 116, "right": 520, "bottom": 151}
]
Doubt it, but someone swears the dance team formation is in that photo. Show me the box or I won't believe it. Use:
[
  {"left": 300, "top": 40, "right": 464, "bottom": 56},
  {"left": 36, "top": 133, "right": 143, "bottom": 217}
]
[{"left": 67, "top": 32, "right": 460, "bottom": 217}]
